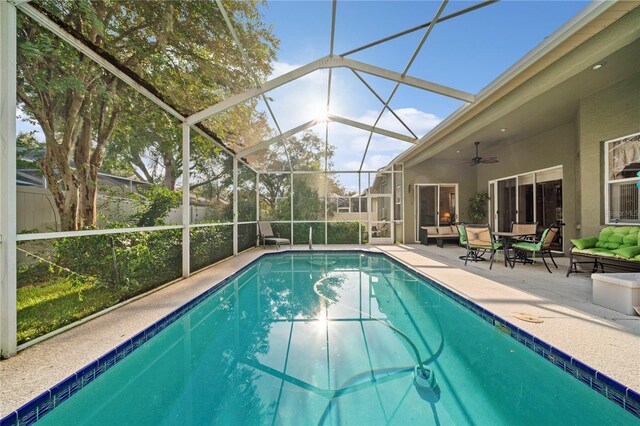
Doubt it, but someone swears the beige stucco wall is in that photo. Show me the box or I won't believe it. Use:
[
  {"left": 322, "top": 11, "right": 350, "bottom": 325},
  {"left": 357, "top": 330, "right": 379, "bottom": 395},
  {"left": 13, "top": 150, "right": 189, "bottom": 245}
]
[
  {"left": 403, "top": 122, "right": 579, "bottom": 249},
  {"left": 401, "top": 72, "right": 640, "bottom": 250},
  {"left": 577, "top": 72, "right": 640, "bottom": 237},
  {"left": 403, "top": 158, "right": 477, "bottom": 243},
  {"left": 477, "top": 122, "right": 578, "bottom": 245}
]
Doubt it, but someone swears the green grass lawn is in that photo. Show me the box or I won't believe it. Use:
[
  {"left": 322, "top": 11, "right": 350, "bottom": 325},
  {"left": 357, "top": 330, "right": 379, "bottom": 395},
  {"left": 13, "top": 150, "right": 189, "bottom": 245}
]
[{"left": 17, "top": 278, "right": 119, "bottom": 344}]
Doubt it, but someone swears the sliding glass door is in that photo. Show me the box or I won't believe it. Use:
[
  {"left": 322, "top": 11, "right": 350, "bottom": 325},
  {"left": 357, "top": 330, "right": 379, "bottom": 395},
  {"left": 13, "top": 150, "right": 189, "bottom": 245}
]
[
  {"left": 489, "top": 167, "right": 563, "bottom": 250},
  {"left": 497, "top": 178, "right": 517, "bottom": 231},
  {"left": 415, "top": 184, "right": 458, "bottom": 242}
]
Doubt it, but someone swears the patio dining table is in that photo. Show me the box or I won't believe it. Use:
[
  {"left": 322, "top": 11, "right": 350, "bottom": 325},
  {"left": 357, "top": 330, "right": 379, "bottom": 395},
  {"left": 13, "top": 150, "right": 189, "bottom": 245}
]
[{"left": 493, "top": 231, "right": 537, "bottom": 267}]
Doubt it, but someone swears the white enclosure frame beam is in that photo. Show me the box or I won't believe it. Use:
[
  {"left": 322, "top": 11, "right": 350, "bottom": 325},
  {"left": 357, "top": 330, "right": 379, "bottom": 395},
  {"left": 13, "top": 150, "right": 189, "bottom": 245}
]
[
  {"left": 17, "top": 2, "right": 184, "bottom": 122},
  {"left": 359, "top": 0, "right": 449, "bottom": 170},
  {"left": 238, "top": 115, "right": 416, "bottom": 159},
  {"left": 239, "top": 120, "right": 319, "bottom": 157},
  {"left": 327, "top": 114, "right": 417, "bottom": 143},
  {"left": 339, "top": 0, "right": 498, "bottom": 57},
  {"left": 215, "top": 0, "right": 293, "bottom": 171},
  {"left": 232, "top": 157, "right": 238, "bottom": 255},
  {"left": 186, "top": 56, "right": 473, "bottom": 125},
  {"left": 0, "top": 0, "right": 17, "bottom": 358},
  {"left": 351, "top": 70, "right": 417, "bottom": 139},
  {"left": 324, "top": 0, "right": 338, "bottom": 179},
  {"left": 340, "top": 57, "right": 474, "bottom": 103},
  {"left": 186, "top": 59, "right": 324, "bottom": 125},
  {"left": 182, "top": 123, "right": 190, "bottom": 278}
]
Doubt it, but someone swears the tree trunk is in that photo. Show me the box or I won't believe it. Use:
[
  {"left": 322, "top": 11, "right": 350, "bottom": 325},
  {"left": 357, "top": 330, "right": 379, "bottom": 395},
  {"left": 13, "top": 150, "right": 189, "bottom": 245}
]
[
  {"left": 164, "top": 157, "right": 175, "bottom": 190},
  {"left": 41, "top": 158, "right": 79, "bottom": 231},
  {"left": 38, "top": 113, "right": 81, "bottom": 231},
  {"left": 75, "top": 97, "right": 97, "bottom": 228}
]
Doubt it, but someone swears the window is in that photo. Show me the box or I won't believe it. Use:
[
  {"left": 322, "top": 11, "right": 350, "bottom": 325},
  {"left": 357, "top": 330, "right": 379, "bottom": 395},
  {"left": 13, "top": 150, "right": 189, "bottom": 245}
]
[
  {"left": 605, "top": 132, "right": 640, "bottom": 224},
  {"left": 414, "top": 184, "right": 458, "bottom": 241},
  {"left": 489, "top": 167, "right": 563, "bottom": 250}
]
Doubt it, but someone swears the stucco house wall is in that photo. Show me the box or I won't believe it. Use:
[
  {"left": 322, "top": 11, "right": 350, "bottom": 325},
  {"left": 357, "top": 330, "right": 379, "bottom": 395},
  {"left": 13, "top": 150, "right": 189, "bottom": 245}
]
[{"left": 577, "top": 72, "right": 640, "bottom": 238}]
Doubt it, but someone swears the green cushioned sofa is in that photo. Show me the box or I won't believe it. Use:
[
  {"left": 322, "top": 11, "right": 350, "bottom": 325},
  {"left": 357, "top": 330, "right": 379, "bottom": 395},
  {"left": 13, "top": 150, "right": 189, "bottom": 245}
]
[{"left": 567, "top": 226, "right": 640, "bottom": 276}]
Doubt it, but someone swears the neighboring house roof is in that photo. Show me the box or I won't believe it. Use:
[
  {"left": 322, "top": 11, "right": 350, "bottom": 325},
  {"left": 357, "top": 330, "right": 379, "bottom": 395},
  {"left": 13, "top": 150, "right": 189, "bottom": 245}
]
[{"left": 16, "top": 168, "right": 151, "bottom": 190}]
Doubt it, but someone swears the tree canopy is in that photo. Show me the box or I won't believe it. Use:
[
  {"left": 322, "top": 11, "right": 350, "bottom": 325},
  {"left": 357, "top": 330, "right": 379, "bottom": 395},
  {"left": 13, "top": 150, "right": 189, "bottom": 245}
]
[{"left": 17, "top": 0, "right": 277, "bottom": 230}]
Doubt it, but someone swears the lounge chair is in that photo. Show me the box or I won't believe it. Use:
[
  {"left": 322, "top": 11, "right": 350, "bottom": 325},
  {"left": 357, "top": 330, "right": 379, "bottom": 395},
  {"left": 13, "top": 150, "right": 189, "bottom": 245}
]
[
  {"left": 258, "top": 221, "right": 291, "bottom": 249},
  {"left": 464, "top": 224, "right": 503, "bottom": 270},
  {"left": 511, "top": 224, "right": 560, "bottom": 273}
]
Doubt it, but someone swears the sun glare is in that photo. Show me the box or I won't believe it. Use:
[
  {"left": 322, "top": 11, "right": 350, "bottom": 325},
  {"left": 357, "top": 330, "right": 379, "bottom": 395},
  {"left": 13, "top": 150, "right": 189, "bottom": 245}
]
[{"left": 316, "top": 110, "right": 329, "bottom": 123}]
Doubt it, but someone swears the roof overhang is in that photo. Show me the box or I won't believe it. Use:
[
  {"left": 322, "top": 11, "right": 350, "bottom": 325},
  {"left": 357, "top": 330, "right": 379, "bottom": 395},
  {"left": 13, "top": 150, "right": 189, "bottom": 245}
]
[{"left": 396, "top": 1, "right": 640, "bottom": 168}]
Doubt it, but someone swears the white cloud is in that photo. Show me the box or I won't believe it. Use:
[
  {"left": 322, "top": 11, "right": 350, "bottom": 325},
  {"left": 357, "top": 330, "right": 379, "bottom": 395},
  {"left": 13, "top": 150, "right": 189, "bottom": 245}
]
[
  {"left": 260, "top": 61, "right": 330, "bottom": 130},
  {"left": 269, "top": 61, "right": 327, "bottom": 86},
  {"left": 263, "top": 61, "right": 443, "bottom": 171},
  {"left": 357, "top": 107, "right": 441, "bottom": 136},
  {"left": 364, "top": 154, "right": 395, "bottom": 171}
]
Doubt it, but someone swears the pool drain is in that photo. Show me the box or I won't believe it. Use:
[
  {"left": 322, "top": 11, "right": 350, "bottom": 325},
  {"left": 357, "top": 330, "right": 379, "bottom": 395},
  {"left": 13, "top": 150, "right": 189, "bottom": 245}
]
[{"left": 413, "top": 365, "right": 437, "bottom": 390}]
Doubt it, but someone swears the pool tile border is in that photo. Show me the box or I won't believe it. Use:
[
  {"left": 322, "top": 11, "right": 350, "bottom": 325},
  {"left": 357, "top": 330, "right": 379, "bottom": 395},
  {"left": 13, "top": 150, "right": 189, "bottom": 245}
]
[
  {"left": 0, "top": 255, "right": 260, "bottom": 426},
  {"left": 1, "top": 249, "right": 638, "bottom": 425},
  {"left": 381, "top": 251, "right": 640, "bottom": 419}
]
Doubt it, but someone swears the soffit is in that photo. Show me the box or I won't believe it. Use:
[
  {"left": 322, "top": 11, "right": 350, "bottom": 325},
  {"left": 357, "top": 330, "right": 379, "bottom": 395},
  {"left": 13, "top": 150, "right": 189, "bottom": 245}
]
[{"left": 400, "top": 2, "right": 640, "bottom": 168}]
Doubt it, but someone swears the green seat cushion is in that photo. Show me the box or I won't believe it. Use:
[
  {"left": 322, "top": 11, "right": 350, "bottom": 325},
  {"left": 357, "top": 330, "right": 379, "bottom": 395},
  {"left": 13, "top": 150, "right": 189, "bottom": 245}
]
[
  {"left": 571, "top": 237, "right": 598, "bottom": 250},
  {"left": 622, "top": 230, "right": 639, "bottom": 245},
  {"left": 612, "top": 246, "right": 640, "bottom": 260},
  {"left": 595, "top": 241, "right": 623, "bottom": 250},
  {"left": 573, "top": 247, "right": 616, "bottom": 257},
  {"left": 512, "top": 241, "right": 540, "bottom": 251},
  {"left": 572, "top": 228, "right": 640, "bottom": 261},
  {"left": 595, "top": 226, "right": 640, "bottom": 250}
]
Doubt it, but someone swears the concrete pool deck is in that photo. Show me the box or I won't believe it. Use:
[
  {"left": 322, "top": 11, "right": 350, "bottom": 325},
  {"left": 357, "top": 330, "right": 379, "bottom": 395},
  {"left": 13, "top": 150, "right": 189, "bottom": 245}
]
[{"left": 1, "top": 244, "right": 639, "bottom": 417}]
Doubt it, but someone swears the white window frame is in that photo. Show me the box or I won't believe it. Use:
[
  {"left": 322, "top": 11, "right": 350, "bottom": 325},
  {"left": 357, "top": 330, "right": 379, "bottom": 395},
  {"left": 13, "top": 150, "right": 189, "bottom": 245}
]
[
  {"left": 413, "top": 183, "right": 459, "bottom": 243},
  {"left": 604, "top": 131, "right": 640, "bottom": 225},
  {"left": 487, "top": 165, "right": 563, "bottom": 231}
]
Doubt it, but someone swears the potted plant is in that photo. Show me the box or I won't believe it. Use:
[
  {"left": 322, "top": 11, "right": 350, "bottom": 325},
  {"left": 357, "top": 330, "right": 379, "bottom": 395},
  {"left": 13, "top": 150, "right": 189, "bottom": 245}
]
[{"left": 467, "top": 192, "right": 490, "bottom": 223}]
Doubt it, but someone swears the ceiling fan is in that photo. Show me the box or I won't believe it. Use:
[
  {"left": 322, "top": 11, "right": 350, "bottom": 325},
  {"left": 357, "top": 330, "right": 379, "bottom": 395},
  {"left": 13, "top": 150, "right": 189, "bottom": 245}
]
[{"left": 471, "top": 141, "right": 499, "bottom": 165}]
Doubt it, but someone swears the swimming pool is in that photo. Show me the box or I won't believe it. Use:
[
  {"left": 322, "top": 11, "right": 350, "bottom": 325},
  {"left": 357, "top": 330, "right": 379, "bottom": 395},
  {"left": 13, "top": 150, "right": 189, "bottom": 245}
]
[{"left": 3, "top": 251, "right": 638, "bottom": 425}]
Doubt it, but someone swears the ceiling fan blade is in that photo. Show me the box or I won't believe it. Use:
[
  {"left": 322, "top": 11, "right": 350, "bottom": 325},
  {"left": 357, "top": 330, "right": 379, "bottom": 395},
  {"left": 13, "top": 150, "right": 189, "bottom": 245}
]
[{"left": 480, "top": 157, "right": 499, "bottom": 164}]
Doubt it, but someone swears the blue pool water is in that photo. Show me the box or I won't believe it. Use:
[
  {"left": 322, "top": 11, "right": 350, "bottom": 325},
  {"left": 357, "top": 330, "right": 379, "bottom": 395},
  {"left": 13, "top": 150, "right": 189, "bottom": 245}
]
[{"left": 34, "top": 253, "right": 636, "bottom": 424}]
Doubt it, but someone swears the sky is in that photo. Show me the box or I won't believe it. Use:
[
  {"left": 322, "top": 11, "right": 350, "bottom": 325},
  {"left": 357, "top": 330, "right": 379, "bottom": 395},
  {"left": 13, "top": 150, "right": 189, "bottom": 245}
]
[
  {"left": 253, "top": 0, "right": 590, "bottom": 186},
  {"left": 17, "top": 0, "right": 591, "bottom": 193}
]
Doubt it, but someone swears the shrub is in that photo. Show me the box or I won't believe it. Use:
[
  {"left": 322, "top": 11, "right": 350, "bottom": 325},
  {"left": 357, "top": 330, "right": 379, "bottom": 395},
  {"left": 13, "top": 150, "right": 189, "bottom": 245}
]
[
  {"left": 190, "top": 225, "right": 234, "bottom": 272},
  {"left": 327, "top": 222, "right": 363, "bottom": 244}
]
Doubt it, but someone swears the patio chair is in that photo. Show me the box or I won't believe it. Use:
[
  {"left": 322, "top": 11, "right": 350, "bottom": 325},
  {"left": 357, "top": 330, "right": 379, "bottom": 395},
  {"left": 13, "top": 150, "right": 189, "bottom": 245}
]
[
  {"left": 464, "top": 224, "right": 503, "bottom": 270},
  {"left": 457, "top": 223, "right": 485, "bottom": 261},
  {"left": 511, "top": 221, "right": 538, "bottom": 241},
  {"left": 258, "top": 221, "right": 291, "bottom": 249},
  {"left": 511, "top": 224, "right": 560, "bottom": 273}
]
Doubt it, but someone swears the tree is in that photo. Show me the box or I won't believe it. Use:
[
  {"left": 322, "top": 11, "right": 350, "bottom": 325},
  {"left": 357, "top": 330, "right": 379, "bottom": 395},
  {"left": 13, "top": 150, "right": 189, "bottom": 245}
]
[
  {"left": 256, "top": 130, "right": 337, "bottom": 220},
  {"left": 16, "top": 131, "right": 44, "bottom": 170},
  {"left": 17, "top": 0, "right": 277, "bottom": 230},
  {"left": 467, "top": 192, "right": 490, "bottom": 222}
]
